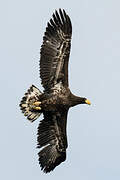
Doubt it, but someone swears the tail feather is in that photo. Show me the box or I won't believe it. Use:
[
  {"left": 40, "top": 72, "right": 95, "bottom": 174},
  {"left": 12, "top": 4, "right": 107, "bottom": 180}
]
[{"left": 20, "top": 85, "right": 42, "bottom": 122}]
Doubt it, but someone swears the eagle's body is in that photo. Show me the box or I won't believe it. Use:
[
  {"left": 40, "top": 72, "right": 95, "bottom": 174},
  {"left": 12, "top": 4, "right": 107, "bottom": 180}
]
[
  {"left": 20, "top": 9, "right": 91, "bottom": 173},
  {"left": 39, "top": 86, "right": 70, "bottom": 110}
]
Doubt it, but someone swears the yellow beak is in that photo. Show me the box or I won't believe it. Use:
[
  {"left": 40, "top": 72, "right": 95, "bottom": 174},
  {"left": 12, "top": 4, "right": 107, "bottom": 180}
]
[{"left": 85, "top": 99, "right": 91, "bottom": 105}]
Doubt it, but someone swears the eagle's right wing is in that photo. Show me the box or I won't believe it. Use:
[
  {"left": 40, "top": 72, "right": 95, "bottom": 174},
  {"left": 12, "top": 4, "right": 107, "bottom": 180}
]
[
  {"left": 40, "top": 9, "right": 72, "bottom": 92},
  {"left": 37, "top": 110, "right": 68, "bottom": 173}
]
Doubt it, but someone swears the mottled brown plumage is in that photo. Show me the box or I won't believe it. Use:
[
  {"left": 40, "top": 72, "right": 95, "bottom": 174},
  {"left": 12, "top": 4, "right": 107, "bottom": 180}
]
[{"left": 20, "top": 9, "right": 91, "bottom": 173}]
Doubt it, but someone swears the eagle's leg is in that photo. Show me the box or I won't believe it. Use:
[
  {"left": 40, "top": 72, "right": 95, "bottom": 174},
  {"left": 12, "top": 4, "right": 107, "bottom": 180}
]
[{"left": 32, "top": 101, "right": 41, "bottom": 110}]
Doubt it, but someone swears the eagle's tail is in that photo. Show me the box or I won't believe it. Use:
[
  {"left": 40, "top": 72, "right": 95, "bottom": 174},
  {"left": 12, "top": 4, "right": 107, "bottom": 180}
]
[{"left": 19, "top": 85, "right": 42, "bottom": 122}]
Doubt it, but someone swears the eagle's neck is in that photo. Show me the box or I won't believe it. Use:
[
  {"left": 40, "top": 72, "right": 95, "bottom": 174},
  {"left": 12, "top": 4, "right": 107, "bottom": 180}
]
[{"left": 70, "top": 94, "right": 86, "bottom": 107}]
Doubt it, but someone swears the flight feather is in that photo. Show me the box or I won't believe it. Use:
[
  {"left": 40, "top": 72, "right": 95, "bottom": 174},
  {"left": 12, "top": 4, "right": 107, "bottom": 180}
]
[{"left": 40, "top": 9, "right": 72, "bottom": 91}]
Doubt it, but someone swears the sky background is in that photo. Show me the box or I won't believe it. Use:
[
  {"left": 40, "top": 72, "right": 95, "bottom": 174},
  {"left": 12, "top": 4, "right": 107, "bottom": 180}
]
[{"left": 1, "top": 0, "right": 120, "bottom": 179}]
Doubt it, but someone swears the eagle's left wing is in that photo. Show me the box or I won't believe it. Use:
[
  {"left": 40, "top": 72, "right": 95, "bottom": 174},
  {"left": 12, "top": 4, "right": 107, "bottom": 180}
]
[
  {"left": 40, "top": 9, "right": 72, "bottom": 92},
  {"left": 37, "top": 110, "right": 68, "bottom": 173}
]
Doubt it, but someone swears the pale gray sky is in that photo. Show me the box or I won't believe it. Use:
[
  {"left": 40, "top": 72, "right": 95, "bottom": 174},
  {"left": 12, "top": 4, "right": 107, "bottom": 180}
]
[{"left": 1, "top": 0, "right": 120, "bottom": 179}]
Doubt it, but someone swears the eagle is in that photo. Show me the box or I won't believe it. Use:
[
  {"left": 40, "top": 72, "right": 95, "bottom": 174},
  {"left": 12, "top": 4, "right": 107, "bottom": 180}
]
[{"left": 20, "top": 9, "right": 91, "bottom": 173}]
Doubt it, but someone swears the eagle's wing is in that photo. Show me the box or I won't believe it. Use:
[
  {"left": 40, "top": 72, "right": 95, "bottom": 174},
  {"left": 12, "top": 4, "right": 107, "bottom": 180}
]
[
  {"left": 37, "top": 110, "right": 68, "bottom": 173},
  {"left": 40, "top": 9, "right": 72, "bottom": 92}
]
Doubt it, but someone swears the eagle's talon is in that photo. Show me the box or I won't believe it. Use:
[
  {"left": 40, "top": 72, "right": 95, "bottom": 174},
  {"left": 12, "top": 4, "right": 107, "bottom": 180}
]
[
  {"left": 33, "top": 107, "right": 41, "bottom": 110},
  {"left": 33, "top": 101, "right": 41, "bottom": 106},
  {"left": 32, "top": 101, "right": 41, "bottom": 110}
]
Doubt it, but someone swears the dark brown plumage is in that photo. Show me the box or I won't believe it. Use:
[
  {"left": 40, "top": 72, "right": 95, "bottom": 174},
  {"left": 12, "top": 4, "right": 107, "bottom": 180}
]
[{"left": 20, "top": 9, "right": 91, "bottom": 173}]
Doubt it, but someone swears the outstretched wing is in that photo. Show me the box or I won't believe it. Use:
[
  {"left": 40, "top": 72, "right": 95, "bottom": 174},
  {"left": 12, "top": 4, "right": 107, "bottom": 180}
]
[
  {"left": 37, "top": 110, "right": 68, "bottom": 173},
  {"left": 40, "top": 9, "right": 72, "bottom": 92}
]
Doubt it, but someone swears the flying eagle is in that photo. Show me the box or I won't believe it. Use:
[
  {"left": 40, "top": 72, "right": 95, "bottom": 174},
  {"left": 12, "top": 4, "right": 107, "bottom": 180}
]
[{"left": 20, "top": 9, "right": 91, "bottom": 173}]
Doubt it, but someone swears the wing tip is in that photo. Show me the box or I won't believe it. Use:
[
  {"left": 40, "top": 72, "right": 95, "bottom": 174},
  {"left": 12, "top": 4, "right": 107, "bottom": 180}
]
[
  {"left": 38, "top": 146, "right": 66, "bottom": 173},
  {"left": 49, "top": 8, "right": 72, "bottom": 35}
]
